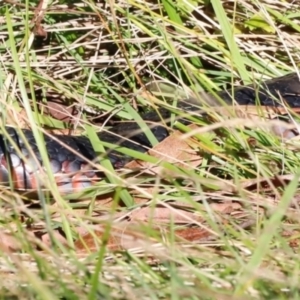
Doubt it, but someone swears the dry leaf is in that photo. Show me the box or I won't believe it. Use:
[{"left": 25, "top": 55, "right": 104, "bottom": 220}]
[
  {"left": 175, "top": 227, "right": 214, "bottom": 242},
  {"left": 41, "top": 101, "right": 80, "bottom": 124},
  {"left": 75, "top": 222, "right": 158, "bottom": 252},
  {"left": 125, "top": 124, "right": 202, "bottom": 176},
  {"left": 0, "top": 231, "right": 22, "bottom": 253},
  {"left": 210, "top": 201, "right": 242, "bottom": 213},
  {"left": 127, "top": 206, "right": 202, "bottom": 224}
]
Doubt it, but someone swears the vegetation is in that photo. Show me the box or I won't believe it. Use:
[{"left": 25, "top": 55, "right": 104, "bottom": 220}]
[{"left": 0, "top": 0, "right": 300, "bottom": 298}]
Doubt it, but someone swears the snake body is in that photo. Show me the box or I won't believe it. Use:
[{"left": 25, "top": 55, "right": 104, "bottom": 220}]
[{"left": 1, "top": 73, "right": 300, "bottom": 193}]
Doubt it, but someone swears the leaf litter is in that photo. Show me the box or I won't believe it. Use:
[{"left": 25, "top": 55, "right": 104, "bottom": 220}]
[{"left": 5, "top": 108, "right": 298, "bottom": 255}]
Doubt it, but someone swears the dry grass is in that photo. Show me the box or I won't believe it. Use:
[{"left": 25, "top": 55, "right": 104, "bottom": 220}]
[{"left": 1, "top": 0, "right": 300, "bottom": 299}]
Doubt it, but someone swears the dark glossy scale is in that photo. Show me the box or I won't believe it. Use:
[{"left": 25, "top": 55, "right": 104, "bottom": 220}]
[
  {"left": 211, "top": 72, "right": 300, "bottom": 106},
  {"left": 0, "top": 72, "right": 300, "bottom": 192},
  {"left": 0, "top": 119, "right": 173, "bottom": 192}
]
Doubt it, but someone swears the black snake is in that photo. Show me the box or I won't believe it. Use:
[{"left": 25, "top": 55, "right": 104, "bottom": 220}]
[{"left": 1, "top": 72, "right": 300, "bottom": 193}]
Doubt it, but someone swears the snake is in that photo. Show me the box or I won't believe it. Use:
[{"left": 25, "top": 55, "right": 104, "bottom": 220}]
[{"left": 1, "top": 72, "right": 300, "bottom": 194}]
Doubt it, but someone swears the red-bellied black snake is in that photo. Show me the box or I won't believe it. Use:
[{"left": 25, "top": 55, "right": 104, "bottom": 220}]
[{"left": 1, "top": 72, "right": 300, "bottom": 193}]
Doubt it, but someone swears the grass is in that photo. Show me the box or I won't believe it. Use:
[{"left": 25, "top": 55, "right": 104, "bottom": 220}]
[{"left": 1, "top": 0, "right": 300, "bottom": 298}]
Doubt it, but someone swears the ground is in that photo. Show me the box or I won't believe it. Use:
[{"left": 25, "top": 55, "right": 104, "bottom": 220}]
[{"left": 0, "top": 0, "right": 300, "bottom": 299}]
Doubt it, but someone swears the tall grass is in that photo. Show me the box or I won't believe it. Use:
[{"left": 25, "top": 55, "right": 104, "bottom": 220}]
[{"left": 0, "top": 0, "right": 300, "bottom": 298}]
